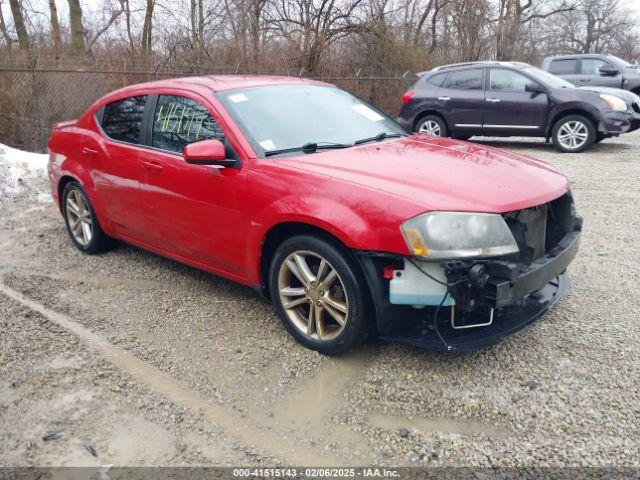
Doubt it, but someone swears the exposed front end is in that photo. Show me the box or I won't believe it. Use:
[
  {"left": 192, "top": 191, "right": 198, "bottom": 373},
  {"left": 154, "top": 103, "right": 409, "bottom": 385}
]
[{"left": 356, "top": 192, "right": 581, "bottom": 352}]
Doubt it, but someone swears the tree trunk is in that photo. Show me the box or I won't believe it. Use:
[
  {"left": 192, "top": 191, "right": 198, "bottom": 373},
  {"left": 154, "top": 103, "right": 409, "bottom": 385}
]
[
  {"left": 141, "top": 0, "right": 154, "bottom": 53},
  {"left": 49, "top": 0, "right": 62, "bottom": 52},
  {"left": 0, "top": 1, "right": 13, "bottom": 52},
  {"left": 67, "top": 0, "right": 85, "bottom": 54},
  {"left": 8, "top": 0, "right": 29, "bottom": 51}
]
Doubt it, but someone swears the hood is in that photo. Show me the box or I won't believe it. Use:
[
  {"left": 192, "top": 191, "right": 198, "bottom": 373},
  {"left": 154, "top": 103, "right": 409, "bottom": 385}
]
[
  {"left": 578, "top": 86, "right": 640, "bottom": 104},
  {"left": 274, "top": 136, "right": 570, "bottom": 213}
]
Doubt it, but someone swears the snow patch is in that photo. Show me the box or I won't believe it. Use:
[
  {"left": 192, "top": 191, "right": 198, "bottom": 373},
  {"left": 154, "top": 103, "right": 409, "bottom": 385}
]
[{"left": 0, "top": 143, "right": 49, "bottom": 201}]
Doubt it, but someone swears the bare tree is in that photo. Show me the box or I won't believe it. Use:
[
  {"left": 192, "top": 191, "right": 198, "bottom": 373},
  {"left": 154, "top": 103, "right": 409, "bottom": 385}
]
[
  {"left": 271, "top": 0, "right": 366, "bottom": 74},
  {"left": 141, "top": 0, "right": 154, "bottom": 53},
  {"left": 8, "top": 0, "right": 30, "bottom": 51},
  {"left": 67, "top": 0, "right": 86, "bottom": 53},
  {"left": 0, "top": 0, "right": 14, "bottom": 52},
  {"left": 48, "top": 0, "right": 62, "bottom": 51}
]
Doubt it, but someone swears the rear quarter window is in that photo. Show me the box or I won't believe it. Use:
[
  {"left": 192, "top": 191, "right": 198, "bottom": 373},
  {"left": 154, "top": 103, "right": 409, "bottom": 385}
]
[
  {"left": 426, "top": 72, "right": 448, "bottom": 87},
  {"left": 101, "top": 95, "right": 147, "bottom": 144},
  {"left": 443, "top": 69, "right": 483, "bottom": 90},
  {"left": 549, "top": 59, "right": 577, "bottom": 75}
]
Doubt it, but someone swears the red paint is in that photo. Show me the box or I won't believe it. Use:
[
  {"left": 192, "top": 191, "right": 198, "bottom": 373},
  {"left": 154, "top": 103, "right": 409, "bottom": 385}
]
[
  {"left": 47, "top": 75, "right": 570, "bottom": 288},
  {"left": 183, "top": 139, "right": 226, "bottom": 163}
]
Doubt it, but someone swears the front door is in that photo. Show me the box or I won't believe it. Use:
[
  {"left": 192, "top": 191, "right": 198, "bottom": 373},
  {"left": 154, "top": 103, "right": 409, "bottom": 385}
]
[
  {"left": 482, "top": 68, "right": 548, "bottom": 136},
  {"left": 437, "top": 68, "right": 485, "bottom": 136},
  {"left": 578, "top": 58, "right": 623, "bottom": 88},
  {"left": 139, "top": 94, "right": 245, "bottom": 275}
]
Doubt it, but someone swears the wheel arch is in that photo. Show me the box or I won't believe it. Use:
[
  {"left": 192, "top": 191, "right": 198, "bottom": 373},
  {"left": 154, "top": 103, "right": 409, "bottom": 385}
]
[
  {"left": 57, "top": 175, "right": 80, "bottom": 212},
  {"left": 412, "top": 110, "right": 449, "bottom": 132},
  {"left": 547, "top": 108, "right": 598, "bottom": 137},
  {"left": 258, "top": 221, "right": 356, "bottom": 299}
]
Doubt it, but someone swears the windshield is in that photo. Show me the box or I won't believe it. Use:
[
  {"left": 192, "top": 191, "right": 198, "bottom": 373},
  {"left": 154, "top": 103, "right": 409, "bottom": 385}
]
[
  {"left": 606, "top": 54, "right": 636, "bottom": 69},
  {"left": 216, "top": 85, "right": 406, "bottom": 158},
  {"left": 523, "top": 66, "right": 575, "bottom": 89}
]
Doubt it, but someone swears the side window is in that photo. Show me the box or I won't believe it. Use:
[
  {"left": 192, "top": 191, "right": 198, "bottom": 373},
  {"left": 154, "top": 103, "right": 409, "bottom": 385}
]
[
  {"left": 549, "top": 59, "right": 577, "bottom": 75},
  {"left": 489, "top": 69, "right": 535, "bottom": 92},
  {"left": 427, "top": 72, "right": 448, "bottom": 87},
  {"left": 151, "top": 95, "right": 224, "bottom": 154},
  {"left": 581, "top": 58, "right": 608, "bottom": 75},
  {"left": 101, "top": 95, "right": 147, "bottom": 144},
  {"left": 443, "top": 69, "right": 483, "bottom": 90}
]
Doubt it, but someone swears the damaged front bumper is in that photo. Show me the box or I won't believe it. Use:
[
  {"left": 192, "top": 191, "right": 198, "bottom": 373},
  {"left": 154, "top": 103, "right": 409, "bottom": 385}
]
[{"left": 355, "top": 223, "right": 581, "bottom": 352}]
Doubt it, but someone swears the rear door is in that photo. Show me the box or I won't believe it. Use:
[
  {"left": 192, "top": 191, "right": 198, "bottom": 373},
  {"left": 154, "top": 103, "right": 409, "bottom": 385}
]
[
  {"left": 547, "top": 58, "right": 579, "bottom": 85},
  {"left": 93, "top": 95, "right": 148, "bottom": 239},
  {"left": 138, "top": 93, "right": 245, "bottom": 274},
  {"left": 482, "top": 68, "right": 547, "bottom": 136},
  {"left": 578, "top": 57, "right": 623, "bottom": 88},
  {"left": 437, "top": 68, "right": 485, "bottom": 136}
]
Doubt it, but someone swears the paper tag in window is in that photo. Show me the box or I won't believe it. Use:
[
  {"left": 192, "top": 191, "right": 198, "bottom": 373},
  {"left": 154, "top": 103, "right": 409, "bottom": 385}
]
[
  {"left": 259, "top": 139, "right": 275, "bottom": 150},
  {"left": 229, "top": 93, "right": 248, "bottom": 103},
  {"left": 351, "top": 104, "right": 384, "bottom": 122}
]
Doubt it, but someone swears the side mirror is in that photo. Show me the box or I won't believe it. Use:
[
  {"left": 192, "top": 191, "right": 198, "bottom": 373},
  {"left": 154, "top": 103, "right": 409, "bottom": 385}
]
[
  {"left": 183, "top": 139, "right": 237, "bottom": 168},
  {"left": 599, "top": 65, "right": 619, "bottom": 76},
  {"left": 525, "top": 83, "right": 545, "bottom": 94}
]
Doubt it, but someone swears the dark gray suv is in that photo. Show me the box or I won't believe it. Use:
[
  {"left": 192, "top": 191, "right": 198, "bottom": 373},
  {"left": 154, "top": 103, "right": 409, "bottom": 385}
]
[
  {"left": 397, "top": 61, "right": 638, "bottom": 153},
  {"left": 541, "top": 54, "right": 640, "bottom": 94}
]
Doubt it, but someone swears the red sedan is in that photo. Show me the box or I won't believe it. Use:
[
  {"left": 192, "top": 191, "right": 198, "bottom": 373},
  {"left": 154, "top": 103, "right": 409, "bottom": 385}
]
[{"left": 47, "top": 75, "right": 581, "bottom": 355}]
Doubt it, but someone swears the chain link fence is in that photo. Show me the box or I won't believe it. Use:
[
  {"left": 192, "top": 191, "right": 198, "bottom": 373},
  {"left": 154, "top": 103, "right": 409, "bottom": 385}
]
[{"left": 0, "top": 65, "right": 415, "bottom": 152}]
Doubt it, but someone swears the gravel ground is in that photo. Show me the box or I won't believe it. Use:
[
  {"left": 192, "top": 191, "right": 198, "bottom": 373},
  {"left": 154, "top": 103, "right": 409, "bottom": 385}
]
[{"left": 1, "top": 131, "right": 639, "bottom": 468}]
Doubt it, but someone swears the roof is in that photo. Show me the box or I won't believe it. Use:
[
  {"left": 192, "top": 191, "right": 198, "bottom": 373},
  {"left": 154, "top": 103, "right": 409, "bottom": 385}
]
[
  {"left": 118, "top": 74, "right": 327, "bottom": 93},
  {"left": 430, "top": 61, "right": 532, "bottom": 72}
]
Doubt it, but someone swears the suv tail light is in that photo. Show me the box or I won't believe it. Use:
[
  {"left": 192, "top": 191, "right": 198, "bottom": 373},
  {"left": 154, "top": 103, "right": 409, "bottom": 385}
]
[{"left": 401, "top": 90, "right": 414, "bottom": 103}]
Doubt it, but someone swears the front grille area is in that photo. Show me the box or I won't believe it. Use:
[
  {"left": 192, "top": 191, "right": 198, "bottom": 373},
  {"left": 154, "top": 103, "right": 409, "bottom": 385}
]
[
  {"left": 633, "top": 101, "right": 640, "bottom": 114},
  {"left": 503, "top": 193, "right": 576, "bottom": 266}
]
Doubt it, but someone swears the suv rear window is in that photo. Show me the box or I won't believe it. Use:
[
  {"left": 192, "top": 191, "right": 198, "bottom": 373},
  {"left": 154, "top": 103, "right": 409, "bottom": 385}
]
[
  {"left": 443, "top": 69, "right": 483, "bottom": 90},
  {"left": 549, "top": 59, "right": 577, "bottom": 75},
  {"left": 101, "top": 95, "right": 147, "bottom": 144}
]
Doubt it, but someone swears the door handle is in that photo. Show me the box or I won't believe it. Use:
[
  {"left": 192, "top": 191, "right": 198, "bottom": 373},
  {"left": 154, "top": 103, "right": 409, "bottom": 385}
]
[
  {"left": 82, "top": 147, "right": 98, "bottom": 156},
  {"left": 142, "top": 161, "right": 164, "bottom": 172},
  {"left": 578, "top": 79, "right": 589, "bottom": 82},
  {"left": 437, "top": 96, "right": 451, "bottom": 101},
  {"left": 486, "top": 98, "right": 501, "bottom": 103}
]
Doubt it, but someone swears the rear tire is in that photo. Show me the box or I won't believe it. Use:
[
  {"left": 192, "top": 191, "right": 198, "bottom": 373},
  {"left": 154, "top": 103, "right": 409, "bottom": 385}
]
[
  {"left": 62, "top": 181, "right": 116, "bottom": 254},
  {"left": 415, "top": 114, "right": 448, "bottom": 137},
  {"left": 552, "top": 114, "right": 596, "bottom": 153},
  {"left": 268, "top": 235, "right": 372, "bottom": 355}
]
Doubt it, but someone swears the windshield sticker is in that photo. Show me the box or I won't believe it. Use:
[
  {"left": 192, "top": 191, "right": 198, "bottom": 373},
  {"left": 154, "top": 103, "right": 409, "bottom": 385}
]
[
  {"left": 259, "top": 139, "right": 275, "bottom": 150},
  {"left": 229, "top": 93, "right": 249, "bottom": 103},
  {"left": 351, "top": 104, "right": 384, "bottom": 122}
]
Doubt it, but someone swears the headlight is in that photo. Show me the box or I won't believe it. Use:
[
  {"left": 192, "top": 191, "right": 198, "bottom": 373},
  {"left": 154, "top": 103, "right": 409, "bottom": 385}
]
[
  {"left": 400, "top": 212, "right": 519, "bottom": 259},
  {"left": 599, "top": 94, "right": 627, "bottom": 112}
]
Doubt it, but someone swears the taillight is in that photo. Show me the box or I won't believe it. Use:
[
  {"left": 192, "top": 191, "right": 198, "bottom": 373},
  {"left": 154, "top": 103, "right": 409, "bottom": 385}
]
[{"left": 401, "top": 90, "right": 414, "bottom": 103}]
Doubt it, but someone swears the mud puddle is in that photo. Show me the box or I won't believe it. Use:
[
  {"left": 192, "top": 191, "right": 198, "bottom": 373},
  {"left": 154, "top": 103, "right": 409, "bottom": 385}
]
[
  {"left": 368, "top": 413, "right": 507, "bottom": 438},
  {"left": 0, "top": 281, "right": 344, "bottom": 465}
]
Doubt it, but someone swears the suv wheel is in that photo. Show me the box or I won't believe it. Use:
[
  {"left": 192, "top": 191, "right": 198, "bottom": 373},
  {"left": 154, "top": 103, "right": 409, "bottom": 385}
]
[
  {"left": 416, "top": 115, "right": 448, "bottom": 137},
  {"left": 552, "top": 115, "right": 595, "bottom": 153},
  {"left": 62, "top": 181, "right": 115, "bottom": 254},
  {"left": 269, "top": 235, "right": 372, "bottom": 355}
]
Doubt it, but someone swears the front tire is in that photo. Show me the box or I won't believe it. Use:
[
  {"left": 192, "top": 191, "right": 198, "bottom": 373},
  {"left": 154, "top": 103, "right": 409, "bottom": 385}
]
[
  {"left": 62, "top": 181, "right": 115, "bottom": 254},
  {"left": 268, "top": 235, "right": 372, "bottom": 355},
  {"left": 552, "top": 114, "right": 595, "bottom": 153},
  {"left": 415, "top": 114, "right": 448, "bottom": 137}
]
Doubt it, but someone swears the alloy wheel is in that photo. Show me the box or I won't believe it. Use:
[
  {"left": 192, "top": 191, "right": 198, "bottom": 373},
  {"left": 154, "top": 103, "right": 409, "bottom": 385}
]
[
  {"left": 277, "top": 250, "right": 349, "bottom": 341},
  {"left": 418, "top": 119, "right": 442, "bottom": 136},
  {"left": 65, "top": 189, "right": 93, "bottom": 246},
  {"left": 557, "top": 120, "right": 588, "bottom": 150}
]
